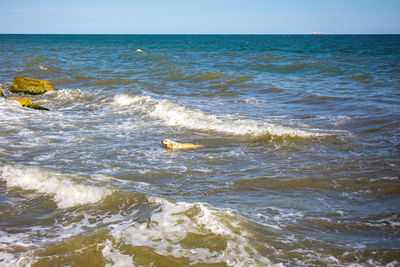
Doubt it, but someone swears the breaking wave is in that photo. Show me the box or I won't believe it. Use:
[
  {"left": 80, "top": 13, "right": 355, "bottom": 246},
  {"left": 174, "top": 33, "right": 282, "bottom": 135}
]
[
  {"left": 0, "top": 166, "right": 113, "bottom": 209},
  {"left": 106, "top": 196, "right": 275, "bottom": 266},
  {"left": 112, "top": 94, "right": 331, "bottom": 139},
  {"left": 0, "top": 167, "right": 278, "bottom": 266}
]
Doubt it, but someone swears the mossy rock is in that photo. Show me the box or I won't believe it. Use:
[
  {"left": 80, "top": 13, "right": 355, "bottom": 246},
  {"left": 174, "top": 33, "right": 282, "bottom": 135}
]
[
  {"left": 12, "top": 76, "right": 55, "bottom": 95},
  {"left": 11, "top": 98, "right": 50, "bottom": 111}
]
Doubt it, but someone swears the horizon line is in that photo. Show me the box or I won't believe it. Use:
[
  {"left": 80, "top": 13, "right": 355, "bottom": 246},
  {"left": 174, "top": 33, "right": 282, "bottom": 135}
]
[{"left": 1, "top": 33, "right": 399, "bottom": 35}]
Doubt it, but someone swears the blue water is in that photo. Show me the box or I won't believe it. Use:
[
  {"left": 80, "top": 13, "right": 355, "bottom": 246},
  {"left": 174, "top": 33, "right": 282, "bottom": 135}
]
[{"left": 0, "top": 34, "right": 399, "bottom": 266}]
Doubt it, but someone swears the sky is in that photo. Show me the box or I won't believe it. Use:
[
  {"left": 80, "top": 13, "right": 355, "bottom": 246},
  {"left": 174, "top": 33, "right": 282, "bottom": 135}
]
[{"left": 0, "top": 0, "right": 399, "bottom": 34}]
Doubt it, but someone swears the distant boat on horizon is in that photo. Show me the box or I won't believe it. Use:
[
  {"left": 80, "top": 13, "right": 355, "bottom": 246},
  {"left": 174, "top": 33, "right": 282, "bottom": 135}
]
[{"left": 312, "top": 32, "right": 325, "bottom": 35}]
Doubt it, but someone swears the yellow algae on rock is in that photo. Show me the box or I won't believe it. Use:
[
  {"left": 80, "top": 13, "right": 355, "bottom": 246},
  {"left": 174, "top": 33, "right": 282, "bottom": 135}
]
[
  {"left": 11, "top": 98, "right": 33, "bottom": 107},
  {"left": 12, "top": 76, "right": 55, "bottom": 95},
  {"left": 10, "top": 98, "right": 50, "bottom": 111}
]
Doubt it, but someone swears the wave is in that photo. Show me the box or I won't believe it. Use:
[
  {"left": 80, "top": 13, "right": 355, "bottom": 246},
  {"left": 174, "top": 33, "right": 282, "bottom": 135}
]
[
  {"left": 0, "top": 165, "right": 277, "bottom": 266},
  {"left": 0, "top": 166, "right": 113, "bottom": 208},
  {"left": 0, "top": 191, "right": 277, "bottom": 266},
  {"left": 45, "top": 88, "right": 91, "bottom": 101},
  {"left": 107, "top": 196, "right": 274, "bottom": 266},
  {"left": 112, "top": 94, "right": 331, "bottom": 139},
  {"left": 42, "top": 88, "right": 100, "bottom": 110}
]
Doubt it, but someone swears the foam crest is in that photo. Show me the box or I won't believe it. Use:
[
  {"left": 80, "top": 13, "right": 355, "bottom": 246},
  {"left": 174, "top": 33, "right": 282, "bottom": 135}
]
[
  {"left": 152, "top": 100, "right": 328, "bottom": 138},
  {"left": 108, "top": 196, "right": 274, "bottom": 266},
  {"left": 0, "top": 166, "right": 113, "bottom": 209},
  {"left": 45, "top": 88, "right": 91, "bottom": 101},
  {"left": 112, "top": 94, "right": 328, "bottom": 138},
  {"left": 113, "top": 94, "right": 153, "bottom": 107},
  {"left": 102, "top": 240, "right": 135, "bottom": 267}
]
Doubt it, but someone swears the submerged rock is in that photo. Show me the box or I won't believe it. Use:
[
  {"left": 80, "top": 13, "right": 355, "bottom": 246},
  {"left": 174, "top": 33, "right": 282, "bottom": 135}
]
[
  {"left": 10, "top": 98, "right": 50, "bottom": 111},
  {"left": 12, "top": 76, "right": 55, "bottom": 95}
]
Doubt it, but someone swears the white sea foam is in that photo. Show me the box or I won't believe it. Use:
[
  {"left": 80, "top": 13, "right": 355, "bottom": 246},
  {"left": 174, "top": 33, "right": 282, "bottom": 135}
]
[
  {"left": 102, "top": 240, "right": 135, "bottom": 267},
  {"left": 113, "top": 94, "right": 152, "bottom": 107},
  {"left": 112, "top": 94, "right": 329, "bottom": 138},
  {"left": 0, "top": 211, "right": 130, "bottom": 266},
  {"left": 235, "top": 97, "right": 268, "bottom": 105},
  {"left": 265, "top": 207, "right": 305, "bottom": 226},
  {"left": 108, "top": 196, "right": 275, "bottom": 266},
  {"left": 369, "top": 176, "right": 398, "bottom": 182},
  {"left": 255, "top": 213, "right": 282, "bottom": 230},
  {"left": 39, "top": 65, "right": 48, "bottom": 70},
  {"left": 0, "top": 229, "right": 42, "bottom": 266},
  {"left": 0, "top": 166, "right": 113, "bottom": 208},
  {"left": 132, "top": 181, "right": 156, "bottom": 190},
  {"left": 43, "top": 88, "right": 94, "bottom": 111},
  {"left": 316, "top": 115, "right": 353, "bottom": 126},
  {"left": 386, "top": 260, "right": 399, "bottom": 267},
  {"left": 45, "top": 88, "right": 89, "bottom": 100},
  {"left": 0, "top": 250, "right": 37, "bottom": 267}
]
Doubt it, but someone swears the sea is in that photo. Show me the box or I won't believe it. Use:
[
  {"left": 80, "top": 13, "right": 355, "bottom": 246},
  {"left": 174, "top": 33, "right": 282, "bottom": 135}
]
[{"left": 0, "top": 34, "right": 399, "bottom": 266}]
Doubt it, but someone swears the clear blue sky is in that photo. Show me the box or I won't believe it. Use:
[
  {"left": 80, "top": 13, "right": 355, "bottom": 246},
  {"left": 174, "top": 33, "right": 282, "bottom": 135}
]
[{"left": 0, "top": 0, "right": 399, "bottom": 34}]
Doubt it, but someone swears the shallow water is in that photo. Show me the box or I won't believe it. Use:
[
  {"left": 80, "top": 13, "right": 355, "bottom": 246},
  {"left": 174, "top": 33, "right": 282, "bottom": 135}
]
[{"left": 0, "top": 34, "right": 399, "bottom": 266}]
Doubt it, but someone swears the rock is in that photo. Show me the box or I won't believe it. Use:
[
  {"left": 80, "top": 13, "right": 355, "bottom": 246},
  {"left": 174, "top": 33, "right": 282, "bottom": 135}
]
[
  {"left": 10, "top": 98, "right": 50, "bottom": 111},
  {"left": 12, "top": 76, "right": 55, "bottom": 95}
]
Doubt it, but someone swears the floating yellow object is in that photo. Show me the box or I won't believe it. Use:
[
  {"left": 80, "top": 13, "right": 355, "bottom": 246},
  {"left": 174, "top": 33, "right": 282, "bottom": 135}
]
[
  {"left": 12, "top": 76, "right": 55, "bottom": 95},
  {"left": 162, "top": 139, "right": 204, "bottom": 150},
  {"left": 10, "top": 98, "right": 49, "bottom": 111}
]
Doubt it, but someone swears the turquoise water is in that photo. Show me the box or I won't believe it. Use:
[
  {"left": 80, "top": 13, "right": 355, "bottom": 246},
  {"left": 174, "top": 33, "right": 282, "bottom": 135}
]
[{"left": 0, "top": 34, "right": 399, "bottom": 266}]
